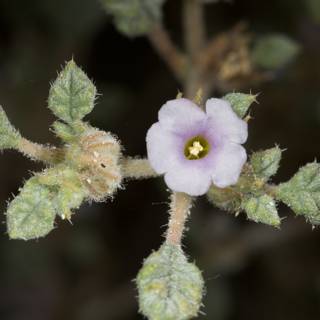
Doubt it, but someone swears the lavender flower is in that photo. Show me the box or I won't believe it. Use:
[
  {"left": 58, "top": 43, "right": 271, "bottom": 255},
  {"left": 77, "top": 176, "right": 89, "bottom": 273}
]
[{"left": 146, "top": 98, "right": 248, "bottom": 196}]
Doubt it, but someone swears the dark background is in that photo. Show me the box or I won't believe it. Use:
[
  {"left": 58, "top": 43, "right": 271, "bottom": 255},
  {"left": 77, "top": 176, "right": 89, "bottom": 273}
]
[{"left": 0, "top": 0, "right": 320, "bottom": 319}]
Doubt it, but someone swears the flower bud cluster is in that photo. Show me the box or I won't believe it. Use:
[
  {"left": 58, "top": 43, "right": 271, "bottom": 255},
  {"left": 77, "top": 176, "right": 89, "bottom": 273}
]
[{"left": 66, "top": 127, "right": 122, "bottom": 201}]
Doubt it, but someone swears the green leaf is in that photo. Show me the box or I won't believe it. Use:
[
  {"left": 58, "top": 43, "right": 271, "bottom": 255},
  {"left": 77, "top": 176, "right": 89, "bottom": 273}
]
[
  {"left": 250, "top": 146, "right": 282, "bottom": 180},
  {"left": 52, "top": 120, "right": 86, "bottom": 142},
  {"left": 0, "top": 106, "right": 21, "bottom": 149},
  {"left": 48, "top": 60, "right": 96, "bottom": 124},
  {"left": 6, "top": 177, "right": 57, "bottom": 240},
  {"left": 277, "top": 162, "right": 320, "bottom": 224},
  {"left": 54, "top": 182, "right": 86, "bottom": 220},
  {"left": 137, "top": 243, "right": 204, "bottom": 320},
  {"left": 38, "top": 166, "right": 87, "bottom": 220},
  {"left": 223, "top": 92, "right": 257, "bottom": 118},
  {"left": 101, "top": 0, "right": 166, "bottom": 37},
  {"left": 6, "top": 165, "right": 88, "bottom": 240},
  {"left": 52, "top": 121, "right": 77, "bottom": 142},
  {"left": 252, "top": 34, "right": 300, "bottom": 69},
  {"left": 242, "top": 194, "right": 280, "bottom": 227}
]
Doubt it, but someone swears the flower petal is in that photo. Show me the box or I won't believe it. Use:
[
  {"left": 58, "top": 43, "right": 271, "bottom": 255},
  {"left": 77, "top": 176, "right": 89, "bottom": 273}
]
[
  {"left": 164, "top": 164, "right": 212, "bottom": 196},
  {"left": 206, "top": 98, "right": 248, "bottom": 144},
  {"left": 211, "top": 143, "right": 247, "bottom": 188},
  {"left": 146, "top": 123, "right": 182, "bottom": 174},
  {"left": 159, "top": 98, "right": 206, "bottom": 134}
]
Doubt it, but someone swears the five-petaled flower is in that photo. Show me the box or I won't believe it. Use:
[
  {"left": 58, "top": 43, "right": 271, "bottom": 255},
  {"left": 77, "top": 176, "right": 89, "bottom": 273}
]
[{"left": 146, "top": 98, "right": 248, "bottom": 196}]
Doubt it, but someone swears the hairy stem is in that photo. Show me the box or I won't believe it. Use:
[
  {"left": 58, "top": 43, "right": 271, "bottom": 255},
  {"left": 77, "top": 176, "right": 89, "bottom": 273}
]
[
  {"left": 120, "top": 158, "right": 159, "bottom": 179},
  {"left": 147, "top": 24, "right": 187, "bottom": 81},
  {"left": 18, "top": 138, "right": 63, "bottom": 164},
  {"left": 166, "top": 192, "right": 193, "bottom": 246}
]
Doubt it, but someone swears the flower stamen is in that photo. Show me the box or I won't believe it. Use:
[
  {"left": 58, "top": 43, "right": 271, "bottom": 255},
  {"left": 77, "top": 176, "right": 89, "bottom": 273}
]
[
  {"left": 184, "top": 135, "right": 210, "bottom": 160},
  {"left": 189, "top": 141, "right": 204, "bottom": 157}
]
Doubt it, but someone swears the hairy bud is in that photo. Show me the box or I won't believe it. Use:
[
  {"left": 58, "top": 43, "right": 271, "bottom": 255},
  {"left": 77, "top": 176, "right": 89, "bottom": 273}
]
[{"left": 66, "top": 127, "right": 122, "bottom": 201}]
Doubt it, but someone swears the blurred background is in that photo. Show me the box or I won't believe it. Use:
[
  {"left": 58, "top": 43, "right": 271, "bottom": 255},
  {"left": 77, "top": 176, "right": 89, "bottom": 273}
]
[{"left": 0, "top": 0, "right": 320, "bottom": 319}]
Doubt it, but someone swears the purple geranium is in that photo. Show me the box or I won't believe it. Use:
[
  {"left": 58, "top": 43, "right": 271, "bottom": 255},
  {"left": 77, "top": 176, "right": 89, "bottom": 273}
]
[{"left": 146, "top": 98, "right": 248, "bottom": 196}]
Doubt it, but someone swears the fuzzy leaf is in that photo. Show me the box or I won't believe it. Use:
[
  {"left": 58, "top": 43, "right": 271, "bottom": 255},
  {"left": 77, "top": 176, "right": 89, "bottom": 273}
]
[
  {"left": 54, "top": 182, "right": 86, "bottom": 220},
  {"left": 137, "top": 243, "right": 204, "bottom": 320},
  {"left": 250, "top": 146, "right": 282, "bottom": 180},
  {"left": 6, "top": 177, "right": 57, "bottom": 240},
  {"left": 242, "top": 194, "right": 280, "bottom": 227},
  {"left": 101, "top": 0, "right": 166, "bottom": 37},
  {"left": 52, "top": 121, "right": 86, "bottom": 142},
  {"left": 48, "top": 60, "right": 96, "bottom": 124},
  {"left": 252, "top": 34, "right": 300, "bottom": 69},
  {"left": 7, "top": 166, "right": 88, "bottom": 240},
  {"left": 223, "top": 92, "right": 257, "bottom": 118},
  {"left": 0, "top": 107, "right": 21, "bottom": 149},
  {"left": 52, "top": 121, "right": 77, "bottom": 142},
  {"left": 277, "top": 162, "right": 320, "bottom": 224},
  {"left": 38, "top": 166, "right": 87, "bottom": 220}
]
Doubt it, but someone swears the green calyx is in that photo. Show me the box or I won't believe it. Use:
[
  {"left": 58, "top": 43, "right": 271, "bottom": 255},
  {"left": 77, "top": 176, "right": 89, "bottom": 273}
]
[
  {"left": 208, "top": 146, "right": 282, "bottom": 228},
  {"left": 223, "top": 92, "right": 257, "bottom": 119},
  {"left": 207, "top": 142, "right": 320, "bottom": 228},
  {"left": 241, "top": 194, "right": 280, "bottom": 228},
  {"left": 250, "top": 146, "right": 282, "bottom": 180}
]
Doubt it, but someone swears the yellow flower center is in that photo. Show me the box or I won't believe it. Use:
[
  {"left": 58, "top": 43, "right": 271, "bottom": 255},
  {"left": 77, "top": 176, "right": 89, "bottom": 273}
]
[
  {"left": 184, "top": 136, "right": 210, "bottom": 160},
  {"left": 189, "top": 141, "right": 204, "bottom": 157}
]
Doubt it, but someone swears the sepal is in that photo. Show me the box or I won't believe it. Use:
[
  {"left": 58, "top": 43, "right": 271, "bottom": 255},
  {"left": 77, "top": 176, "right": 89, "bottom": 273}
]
[
  {"left": 242, "top": 194, "right": 280, "bottom": 227},
  {"left": 223, "top": 92, "right": 257, "bottom": 118},
  {"left": 250, "top": 146, "right": 282, "bottom": 180},
  {"left": 207, "top": 185, "right": 241, "bottom": 212}
]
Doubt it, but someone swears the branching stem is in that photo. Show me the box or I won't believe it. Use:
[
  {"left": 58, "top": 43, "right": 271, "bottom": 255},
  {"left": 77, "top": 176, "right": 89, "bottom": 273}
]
[
  {"left": 147, "top": 24, "right": 187, "bottom": 81},
  {"left": 18, "top": 138, "right": 63, "bottom": 164},
  {"left": 198, "top": 22, "right": 248, "bottom": 71},
  {"left": 166, "top": 192, "right": 193, "bottom": 246},
  {"left": 183, "top": 0, "right": 206, "bottom": 60},
  {"left": 120, "top": 157, "right": 159, "bottom": 179}
]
